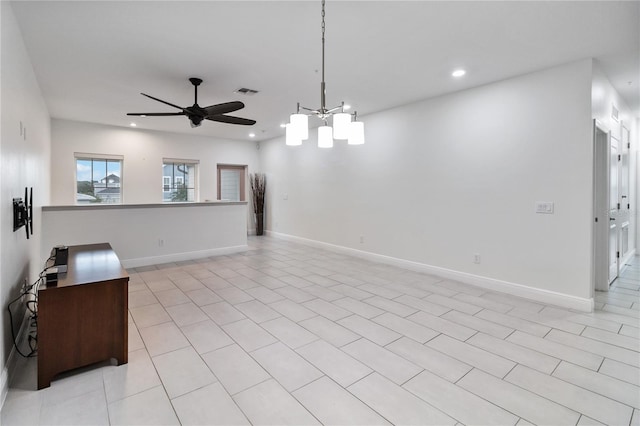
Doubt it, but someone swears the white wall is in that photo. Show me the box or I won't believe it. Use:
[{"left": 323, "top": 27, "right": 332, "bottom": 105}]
[
  {"left": 261, "top": 59, "right": 594, "bottom": 304},
  {"left": 0, "top": 1, "right": 51, "bottom": 400},
  {"left": 41, "top": 203, "right": 248, "bottom": 268},
  {"left": 50, "top": 119, "right": 261, "bottom": 205},
  {"left": 50, "top": 119, "right": 262, "bottom": 233}
]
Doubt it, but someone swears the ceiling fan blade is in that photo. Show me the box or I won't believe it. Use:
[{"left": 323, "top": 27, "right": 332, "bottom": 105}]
[
  {"left": 141, "top": 93, "right": 185, "bottom": 111},
  {"left": 206, "top": 115, "right": 256, "bottom": 126},
  {"left": 203, "top": 101, "right": 245, "bottom": 117},
  {"left": 127, "top": 112, "right": 186, "bottom": 116}
]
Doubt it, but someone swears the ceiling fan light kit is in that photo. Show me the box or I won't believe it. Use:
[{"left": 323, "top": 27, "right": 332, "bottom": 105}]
[
  {"left": 127, "top": 77, "right": 256, "bottom": 129},
  {"left": 285, "top": 0, "right": 365, "bottom": 148}
]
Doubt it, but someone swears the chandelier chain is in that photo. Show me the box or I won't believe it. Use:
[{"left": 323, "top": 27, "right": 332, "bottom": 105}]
[
  {"left": 321, "top": 0, "right": 325, "bottom": 41},
  {"left": 321, "top": 0, "right": 326, "bottom": 114}
]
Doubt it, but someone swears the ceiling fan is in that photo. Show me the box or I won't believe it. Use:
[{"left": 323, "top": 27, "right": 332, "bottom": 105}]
[{"left": 127, "top": 78, "right": 256, "bottom": 128}]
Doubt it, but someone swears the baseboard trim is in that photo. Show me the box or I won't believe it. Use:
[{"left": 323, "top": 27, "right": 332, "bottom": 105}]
[
  {"left": 266, "top": 231, "right": 594, "bottom": 312},
  {"left": 120, "top": 245, "right": 249, "bottom": 269},
  {"left": 1, "top": 309, "right": 32, "bottom": 411}
]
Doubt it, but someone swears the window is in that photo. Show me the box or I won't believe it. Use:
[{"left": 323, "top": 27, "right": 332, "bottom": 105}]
[
  {"left": 163, "top": 159, "right": 198, "bottom": 202},
  {"left": 217, "top": 164, "right": 246, "bottom": 201},
  {"left": 75, "top": 154, "right": 123, "bottom": 204},
  {"left": 163, "top": 176, "right": 171, "bottom": 192}
]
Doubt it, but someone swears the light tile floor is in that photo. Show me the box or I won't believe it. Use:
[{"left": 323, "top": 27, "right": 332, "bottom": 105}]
[{"left": 2, "top": 236, "right": 639, "bottom": 425}]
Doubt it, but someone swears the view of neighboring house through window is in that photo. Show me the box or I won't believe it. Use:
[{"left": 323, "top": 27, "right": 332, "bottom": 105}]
[
  {"left": 75, "top": 155, "right": 123, "bottom": 204},
  {"left": 217, "top": 164, "right": 246, "bottom": 202},
  {"left": 163, "top": 160, "right": 198, "bottom": 202}
]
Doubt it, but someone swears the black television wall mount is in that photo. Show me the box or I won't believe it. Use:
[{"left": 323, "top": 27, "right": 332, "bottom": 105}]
[{"left": 13, "top": 187, "right": 33, "bottom": 239}]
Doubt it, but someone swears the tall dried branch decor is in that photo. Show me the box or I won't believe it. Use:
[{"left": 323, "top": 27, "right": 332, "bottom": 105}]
[
  {"left": 250, "top": 173, "right": 266, "bottom": 235},
  {"left": 250, "top": 173, "right": 266, "bottom": 215}
]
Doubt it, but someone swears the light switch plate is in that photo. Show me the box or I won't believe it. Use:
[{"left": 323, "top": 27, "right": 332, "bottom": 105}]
[{"left": 535, "top": 201, "right": 554, "bottom": 214}]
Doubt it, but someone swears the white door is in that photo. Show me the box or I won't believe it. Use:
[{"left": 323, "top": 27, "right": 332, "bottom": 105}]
[
  {"left": 594, "top": 122, "right": 609, "bottom": 291},
  {"left": 608, "top": 135, "right": 620, "bottom": 284}
]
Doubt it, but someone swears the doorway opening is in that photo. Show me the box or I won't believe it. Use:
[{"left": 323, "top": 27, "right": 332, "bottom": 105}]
[
  {"left": 217, "top": 164, "right": 247, "bottom": 202},
  {"left": 593, "top": 120, "right": 632, "bottom": 293},
  {"left": 593, "top": 121, "right": 614, "bottom": 292}
]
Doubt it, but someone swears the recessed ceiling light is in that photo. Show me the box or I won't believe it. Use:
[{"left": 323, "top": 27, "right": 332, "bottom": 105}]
[
  {"left": 249, "top": 133, "right": 256, "bottom": 138},
  {"left": 280, "top": 123, "right": 286, "bottom": 128},
  {"left": 343, "top": 104, "right": 351, "bottom": 111},
  {"left": 129, "top": 122, "right": 137, "bottom": 127},
  {"left": 452, "top": 69, "right": 466, "bottom": 78}
]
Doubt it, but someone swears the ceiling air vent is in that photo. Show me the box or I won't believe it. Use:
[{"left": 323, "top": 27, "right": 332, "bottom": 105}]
[{"left": 235, "top": 88, "right": 259, "bottom": 96}]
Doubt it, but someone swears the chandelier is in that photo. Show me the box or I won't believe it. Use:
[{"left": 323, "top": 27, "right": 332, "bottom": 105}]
[{"left": 285, "top": 0, "right": 365, "bottom": 148}]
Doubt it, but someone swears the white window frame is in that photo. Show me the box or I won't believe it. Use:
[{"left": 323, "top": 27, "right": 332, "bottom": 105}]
[
  {"left": 162, "top": 158, "right": 199, "bottom": 202},
  {"left": 74, "top": 152, "right": 124, "bottom": 205},
  {"left": 217, "top": 164, "right": 247, "bottom": 202}
]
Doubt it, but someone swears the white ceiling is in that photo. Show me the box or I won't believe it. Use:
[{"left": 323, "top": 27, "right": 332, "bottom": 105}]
[{"left": 11, "top": 1, "right": 640, "bottom": 142}]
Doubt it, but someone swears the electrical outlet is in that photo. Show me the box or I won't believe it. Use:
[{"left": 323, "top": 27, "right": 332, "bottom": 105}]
[
  {"left": 158, "top": 239, "right": 164, "bottom": 247},
  {"left": 474, "top": 253, "right": 481, "bottom": 264},
  {"left": 535, "top": 201, "right": 554, "bottom": 214},
  {"left": 360, "top": 236, "right": 364, "bottom": 244}
]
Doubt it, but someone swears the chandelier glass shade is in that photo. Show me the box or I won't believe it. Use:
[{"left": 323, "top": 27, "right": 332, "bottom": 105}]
[
  {"left": 348, "top": 120, "right": 365, "bottom": 145},
  {"left": 332, "top": 112, "right": 351, "bottom": 140},
  {"left": 285, "top": 123, "right": 302, "bottom": 146},
  {"left": 318, "top": 126, "right": 333, "bottom": 148},
  {"left": 289, "top": 113, "right": 308, "bottom": 141},
  {"left": 285, "top": 0, "right": 365, "bottom": 148}
]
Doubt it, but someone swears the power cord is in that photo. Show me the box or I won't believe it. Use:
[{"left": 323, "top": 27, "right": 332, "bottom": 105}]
[{"left": 7, "top": 261, "right": 51, "bottom": 358}]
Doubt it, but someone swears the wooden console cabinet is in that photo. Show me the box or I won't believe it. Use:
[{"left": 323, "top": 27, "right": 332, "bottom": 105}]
[{"left": 38, "top": 243, "right": 128, "bottom": 389}]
